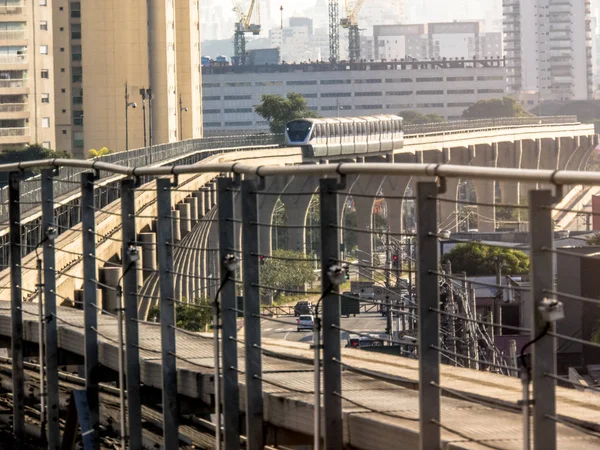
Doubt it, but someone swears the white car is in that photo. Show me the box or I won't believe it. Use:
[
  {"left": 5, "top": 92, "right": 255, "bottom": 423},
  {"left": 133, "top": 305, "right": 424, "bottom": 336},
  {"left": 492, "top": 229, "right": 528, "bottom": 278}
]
[{"left": 297, "top": 314, "right": 314, "bottom": 332}]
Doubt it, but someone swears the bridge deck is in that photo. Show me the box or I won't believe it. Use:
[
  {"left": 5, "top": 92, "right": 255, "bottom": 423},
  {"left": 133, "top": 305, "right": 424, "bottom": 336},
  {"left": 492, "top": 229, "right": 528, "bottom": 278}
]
[{"left": 4, "top": 302, "right": 598, "bottom": 449}]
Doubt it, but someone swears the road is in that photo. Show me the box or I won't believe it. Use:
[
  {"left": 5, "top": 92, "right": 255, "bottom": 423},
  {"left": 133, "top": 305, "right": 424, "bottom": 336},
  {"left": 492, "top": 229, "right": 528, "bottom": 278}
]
[{"left": 261, "top": 312, "right": 387, "bottom": 343}]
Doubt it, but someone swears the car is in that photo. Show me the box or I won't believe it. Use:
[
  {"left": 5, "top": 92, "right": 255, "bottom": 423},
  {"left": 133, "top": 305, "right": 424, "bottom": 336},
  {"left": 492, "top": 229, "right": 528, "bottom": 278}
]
[
  {"left": 297, "top": 315, "right": 314, "bottom": 332},
  {"left": 346, "top": 334, "right": 384, "bottom": 348},
  {"left": 294, "top": 301, "right": 314, "bottom": 316}
]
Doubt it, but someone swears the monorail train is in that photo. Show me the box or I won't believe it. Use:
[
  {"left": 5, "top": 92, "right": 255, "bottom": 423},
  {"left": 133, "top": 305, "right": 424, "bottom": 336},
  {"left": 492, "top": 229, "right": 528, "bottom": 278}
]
[{"left": 285, "top": 115, "right": 404, "bottom": 159}]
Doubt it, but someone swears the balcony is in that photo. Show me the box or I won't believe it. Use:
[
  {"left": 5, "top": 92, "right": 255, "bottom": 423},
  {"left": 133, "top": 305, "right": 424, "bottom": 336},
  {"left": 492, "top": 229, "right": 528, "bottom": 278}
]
[
  {"left": 0, "top": 126, "right": 28, "bottom": 145},
  {"left": 0, "top": 4, "right": 25, "bottom": 15},
  {"left": 0, "top": 103, "right": 26, "bottom": 113},
  {"left": 0, "top": 78, "right": 25, "bottom": 88},
  {"left": 0, "top": 54, "right": 27, "bottom": 66}
]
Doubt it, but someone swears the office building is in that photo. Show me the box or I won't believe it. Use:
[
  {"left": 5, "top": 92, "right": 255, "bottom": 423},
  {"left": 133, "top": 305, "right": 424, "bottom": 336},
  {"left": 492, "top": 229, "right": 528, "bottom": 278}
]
[
  {"left": 201, "top": 59, "right": 506, "bottom": 134},
  {"left": 0, "top": 0, "right": 56, "bottom": 150},
  {"left": 504, "top": 0, "right": 593, "bottom": 101},
  {"left": 374, "top": 22, "right": 502, "bottom": 61},
  {"left": 53, "top": 0, "right": 203, "bottom": 158}
]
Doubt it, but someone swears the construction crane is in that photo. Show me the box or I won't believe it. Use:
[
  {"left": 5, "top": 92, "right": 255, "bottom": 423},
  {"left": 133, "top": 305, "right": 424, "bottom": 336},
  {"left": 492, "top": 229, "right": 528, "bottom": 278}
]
[
  {"left": 329, "top": 0, "right": 340, "bottom": 63},
  {"left": 341, "top": 0, "right": 365, "bottom": 62},
  {"left": 232, "top": 0, "right": 261, "bottom": 65}
]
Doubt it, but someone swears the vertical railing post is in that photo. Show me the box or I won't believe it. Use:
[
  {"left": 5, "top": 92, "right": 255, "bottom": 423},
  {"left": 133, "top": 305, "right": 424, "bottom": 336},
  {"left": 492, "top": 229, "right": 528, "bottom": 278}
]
[
  {"left": 81, "top": 172, "right": 100, "bottom": 449},
  {"left": 241, "top": 179, "right": 264, "bottom": 450},
  {"left": 320, "top": 178, "right": 342, "bottom": 450},
  {"left": 41, "top": 169, "right": 60, "bottom": 449},
  {"left": 416, "top": 182, "right": 440, "bottom": 450},
  {"left": 217, "top": 177, "right": 240, "bottom": 450},
  {"left": 156, "top": 178, "right": 179, "bottom": 449},
  {"left": 8, "top": 171, "right": 24, "bottom": 442},
  {"left": 529, "top": 190, "right": 556, "bottom": 450},
  {"left": 121, "top": 178, "right": 142, "bottom": 450}
]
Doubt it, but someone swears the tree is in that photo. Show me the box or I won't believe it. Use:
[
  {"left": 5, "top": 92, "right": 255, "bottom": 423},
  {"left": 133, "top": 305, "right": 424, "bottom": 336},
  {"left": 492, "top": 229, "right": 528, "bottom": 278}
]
[
  {"left": 255, "top": 93, "right": 319, "bottom": 134},
  {"left": 441, "top": 242, "right": 530, "bottom": 276},
  {"left": 0, "top": 144, "right": 70, "bottom": 186},
  {"left": 585, "top": 233, "right": 600, "bottom": 245},
  {"left": 148, "top": 297, "right": 212, "bottom": 332},
  {"left": 462, "top": 96, "right": 532, "bottom": 119},
  {"left": 399, "top": 110, "right": 446, "bottom": 125},
  {"left": 88, "top": 147, "right": 112, "bottom": 158},
  {"left": 261, "top": 249, "right": 317, "bottom": 301}
]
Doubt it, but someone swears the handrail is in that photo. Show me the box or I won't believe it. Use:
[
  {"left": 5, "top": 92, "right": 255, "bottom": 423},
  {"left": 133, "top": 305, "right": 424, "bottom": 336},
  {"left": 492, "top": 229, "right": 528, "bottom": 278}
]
[{"left": 1, "top": 160, "right": 600, "bottom": 186}]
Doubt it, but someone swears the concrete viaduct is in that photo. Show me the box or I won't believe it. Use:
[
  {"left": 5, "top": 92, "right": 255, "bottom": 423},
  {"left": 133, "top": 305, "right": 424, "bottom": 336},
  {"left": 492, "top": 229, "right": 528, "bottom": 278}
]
[{"left": 0, "top": 117, "right": 594, "bottom": 310}]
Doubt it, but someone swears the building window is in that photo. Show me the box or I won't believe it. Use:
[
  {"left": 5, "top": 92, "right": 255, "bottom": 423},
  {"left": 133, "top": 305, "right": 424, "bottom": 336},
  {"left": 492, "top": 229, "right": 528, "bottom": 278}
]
[
  {"left": 416, "top": 90, "right": 444, "bottom": 95},
  {"left": 224, "top": 108, "right": 253, "bottom": 113},
  {"left": 62, "top": 130, "right": 67, "bottom": 135},
  {"left": 224, "top": 95, "right": 251, "bottom": 100},
  {"left": 385, "top": 78, "right": 413, "bottom": 83},
  {"left": 302, "top": 93, "right": 318, "bottom": 98},
  {"left": 70, "top": 2, "right": 81, "bottom": 18},
  {"left": 73, "top": 131, "right": 83, "bottom": 147},
  {"left": 72, "top": 66, "right": 82, "bottom": 83},
  {"left": 286, "top": 80, "right": 317, "bottom": 86},
  {"left": 447, "top": 89, "right": 475, "bottom": 94},
  {"left": 41, "top": 70, "right": 49, "bottom": 79},
  {"left": 204, "top": 122, "right": 222, "bottom": 127},
  {"left": 39, "top": 0, "right": 47, "bottom": 5},
  {"left": 224, "top": 121, "right": 252, "bottom": 127},
  {"left": 477, "top": 89, "right": 504, "bottom": 94},
  {"left": 203, "top": 95, "right": 220, "bottom": 101},
  {"left": 447, "top": 76, "right": 474, "bottom": 82},
  {"left": 40, "top": 21, "right": 48, "bottom": 31},
  {"left": 416, "top": 77, "right": 443, "bottom": 82},
  {"left": 202, "top": 82, "right": 220, "bottom": 88},
  {"left": 72, "top": 45, "right": 82, "bottom": 61},
  {"left": 447, "top": 102, "right": 473, "bottom": 107},
  {"left": 202, "top": 109, "right": 221, "bottom": 114},
  {"left": 354, "top": 91, "right": 382, "bottom": 97},
  {"left": 321, "top": 79, "right": 350, "bottom": 85},
  {"left": 71, "top": 24, "right": 81, "bottom": 40},
  {"left": 40, "top": 45, "right": 48, "bottom": 55},
  {"left": 42, "top": 141, "right": 51, "bottom": 148},
  {"left": 386, "top": 91, "right": 413, "bottom": 96},
  {"left": 41, "top": 93, "right": 50, "bottom": 103},
  {"left": 41, "top": 117, "right": 50, "bottom": 128},
  {"left": 321, "top": 92, "right": 352, "bottom": 98},
  {"left": 225, "top": 82, "right": 251, "bottom": 87},
  {"left": 355, "top": 105, "right": 382, "bottom": 110}
]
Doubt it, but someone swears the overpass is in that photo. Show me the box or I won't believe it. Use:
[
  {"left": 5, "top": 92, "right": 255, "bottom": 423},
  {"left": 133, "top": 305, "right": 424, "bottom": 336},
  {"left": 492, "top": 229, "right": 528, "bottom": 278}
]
[{"left": 0, "top": 157, "right": 597, "bottom": 450}]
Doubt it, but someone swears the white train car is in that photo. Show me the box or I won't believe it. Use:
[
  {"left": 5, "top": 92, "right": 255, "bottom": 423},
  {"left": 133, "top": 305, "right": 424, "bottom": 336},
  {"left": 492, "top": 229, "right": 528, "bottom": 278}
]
[{"left": 284, "top": 115, "right": 404, "bottom": 159}]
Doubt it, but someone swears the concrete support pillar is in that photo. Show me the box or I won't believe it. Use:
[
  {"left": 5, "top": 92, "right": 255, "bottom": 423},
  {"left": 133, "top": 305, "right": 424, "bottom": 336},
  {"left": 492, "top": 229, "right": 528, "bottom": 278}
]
[
  {"left": 171, "top": 209, "right": 181, "bottom": 243},
  {"left": 211, "top": 182, "right": 217, "bottom": 206},
  {"left": 185, "top": 196, "right": 198, "bottom": 226},
  {"left": 497, "top": 140, "right": 522, "bottom": 206},
  {"left": 194, "top": 191, "right": 206, "bottom": 218},
  {"left": 204, "top": 187, "right": 212, "bottom": 212},
  {"left": 177, "top": 202, "right": 192, "bottom": 237},
  {"left": 138, "top": 232, "right": 157, "bottom": 281},
  {"left": 280, "top": 176, "right": 318, "bottom": 253},
  {"left": 99, "top": 267, "right": 122, "bottom": 314},
  {"left": 74, "top": 288, "right": 102, "bottom": 310},
  {"left": 472, "top": 180, "right": 496, "bottom": 232},
  {"left": 285, "top": 204, "right": 310, "bottom": 252},
  {"left": 354, "top": 196, "right": 375, "bottom": 279}
]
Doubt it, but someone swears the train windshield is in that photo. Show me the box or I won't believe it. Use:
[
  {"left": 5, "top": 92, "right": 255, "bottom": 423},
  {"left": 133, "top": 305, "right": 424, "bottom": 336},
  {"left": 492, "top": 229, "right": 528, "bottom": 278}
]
[{"left": 286, "top": 120, "right": 312, "bottom": 142}]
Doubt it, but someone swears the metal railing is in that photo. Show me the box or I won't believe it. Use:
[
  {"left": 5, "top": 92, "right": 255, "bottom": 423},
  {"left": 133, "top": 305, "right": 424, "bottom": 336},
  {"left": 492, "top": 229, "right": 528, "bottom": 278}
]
[
  {"left": 0, "top": 126, "right": 27, "bottom": 137},
  {"left": 0, "top": 158, "right": 597, "bottom": 449}
]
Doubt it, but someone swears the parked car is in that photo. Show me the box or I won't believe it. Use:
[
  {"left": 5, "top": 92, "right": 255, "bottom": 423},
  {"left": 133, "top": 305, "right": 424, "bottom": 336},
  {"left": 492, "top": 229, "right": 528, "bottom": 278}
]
[
  {"left": 297, "top": 314, "right": 314, "bottom": 332},
  {"left": 294, "top": 301, "right": 314, "bottom": 316},
  {"left": 346, "top": 334, "right": 384, "bottom": 348}
]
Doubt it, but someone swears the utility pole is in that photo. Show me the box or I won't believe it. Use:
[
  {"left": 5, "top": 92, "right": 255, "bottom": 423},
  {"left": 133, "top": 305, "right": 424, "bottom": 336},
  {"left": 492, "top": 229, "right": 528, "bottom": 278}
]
[
  {"left": 495, "top": 256, "right": 503, "bottom": 336},
  {"left": 469, "top": 285, "right": 479, "bottom": 370},
  {"left": 445, "top": 262, "right": 457, "bottom": 366},
  {"left": 139, "top": 88, "right": 147, "bottom": 147},
  {"left": 147, "top": 88, "right": 153, "bottom": 147}
]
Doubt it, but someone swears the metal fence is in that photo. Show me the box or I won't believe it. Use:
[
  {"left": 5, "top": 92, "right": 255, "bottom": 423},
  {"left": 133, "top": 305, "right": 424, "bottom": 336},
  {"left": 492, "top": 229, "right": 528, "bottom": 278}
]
[{"left": 0, "top": 139, "right": 598, "bottom": 449}]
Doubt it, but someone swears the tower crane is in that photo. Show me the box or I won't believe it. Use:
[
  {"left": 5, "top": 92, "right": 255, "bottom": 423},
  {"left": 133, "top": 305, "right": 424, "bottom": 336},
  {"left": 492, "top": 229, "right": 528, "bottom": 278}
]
[
  {"left": 232, "top": 0, "right": 261, "bottom": 65},
  {"left": 340, "top": 0, "right": 365, "bottom": 62}
]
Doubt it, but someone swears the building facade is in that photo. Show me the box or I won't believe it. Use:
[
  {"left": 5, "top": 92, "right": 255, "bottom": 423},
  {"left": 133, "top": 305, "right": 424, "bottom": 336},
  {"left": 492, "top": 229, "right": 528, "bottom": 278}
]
[
  {"left": 374, "top": 22, "right": 502, "bottom": 61},
  {"left": 0, "top": 0, "right": 56, "bottom": 150},
  {"left": 53, "top": 0, "right": 203, "bottom": 158},
  {"left": 504, "top": 0, "right": 593, "bottom": 101},
  {"left": 201, "top": 59, "right": 506, "bottom": 134}
]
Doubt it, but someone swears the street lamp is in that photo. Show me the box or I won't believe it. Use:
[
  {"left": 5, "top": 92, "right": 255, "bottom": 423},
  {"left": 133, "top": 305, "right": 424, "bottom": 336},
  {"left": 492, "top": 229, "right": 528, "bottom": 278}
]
[
  {"left": 124, "top": 82, "right": 137, "bottom": 152},
  {"left": 139, "top": 88, "right": 148, "bottom": 147},
  {"left": 179, "top": 94, "right": 188, "bottom": 141}
]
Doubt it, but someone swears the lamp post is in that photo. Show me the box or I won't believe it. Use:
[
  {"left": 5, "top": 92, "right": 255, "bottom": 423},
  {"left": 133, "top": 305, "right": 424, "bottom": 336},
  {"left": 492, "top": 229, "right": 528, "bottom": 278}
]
[
  {"left": 124, "top": 82, "right": 137, "bottom": 152},
  {"left": 139, "top": 88, "right": 147, "bottom": 147},
  {"left": 146, "top": 88, "right": 153, "bottom": 147},
  {"left": 179, "top": 94, "right": 188, "bottom": 141}
]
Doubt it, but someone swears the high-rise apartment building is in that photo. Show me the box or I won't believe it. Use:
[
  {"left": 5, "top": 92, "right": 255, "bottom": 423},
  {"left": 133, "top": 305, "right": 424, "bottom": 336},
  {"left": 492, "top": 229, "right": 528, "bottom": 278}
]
[
  {"left": 504, "top": 0, "right": 593, "bottom": 101},
  {"left": 0, "top": 0, "right": 56, "bottom": 150},
  {"left": 53, "top": 0, "right": 202, "bottom": 158}
]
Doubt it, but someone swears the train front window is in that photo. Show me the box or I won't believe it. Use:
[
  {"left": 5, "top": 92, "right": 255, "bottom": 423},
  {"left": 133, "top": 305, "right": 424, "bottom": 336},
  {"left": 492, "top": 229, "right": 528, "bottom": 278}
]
[{"left": 287, "top": 120, "right": 312, "bottom": 142}]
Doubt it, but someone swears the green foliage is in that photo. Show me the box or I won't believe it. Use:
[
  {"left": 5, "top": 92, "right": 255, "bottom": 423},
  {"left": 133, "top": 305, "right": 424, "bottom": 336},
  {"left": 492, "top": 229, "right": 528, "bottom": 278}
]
[
  {"left": 462, "top": 96, "right": 532, "bottom": 119},
  {"left": 147, "top": 298, "right": 212, "bottom": 332},
  {"left": 441, "top": 242, "right": 530, "bottom": 276},
  {"left": 0, "top": 144, "right": 70, "bottom": 185},
  {"left": 593, "top": 323, "right": 600, "bottom": 344},
  {"left": 399, "top": 110, "right": 446, "bottom": 125},
  {"left": 585, "top": 233, "right": 600, "bottom": 245},
  {"left": 255, "top": 93, "right": 320, "bottom": 134},
  {"left": 88, "top": 147, "right": 112, "bottom": 158},
  {"left": 261, "top": 249, "right": 316, "bottom": 301}
]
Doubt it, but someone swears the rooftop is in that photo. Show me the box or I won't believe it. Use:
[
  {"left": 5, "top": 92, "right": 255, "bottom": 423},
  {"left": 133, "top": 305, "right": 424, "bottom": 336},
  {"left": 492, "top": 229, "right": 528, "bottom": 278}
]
[{"left": 202, "top": 58, "right": 507, "bottom": 76}]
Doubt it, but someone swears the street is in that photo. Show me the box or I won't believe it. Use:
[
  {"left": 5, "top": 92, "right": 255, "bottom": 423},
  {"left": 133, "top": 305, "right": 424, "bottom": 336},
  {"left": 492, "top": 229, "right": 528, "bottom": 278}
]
[{"left": 261, "top": 312, "right": 388, "bottom": 343}]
